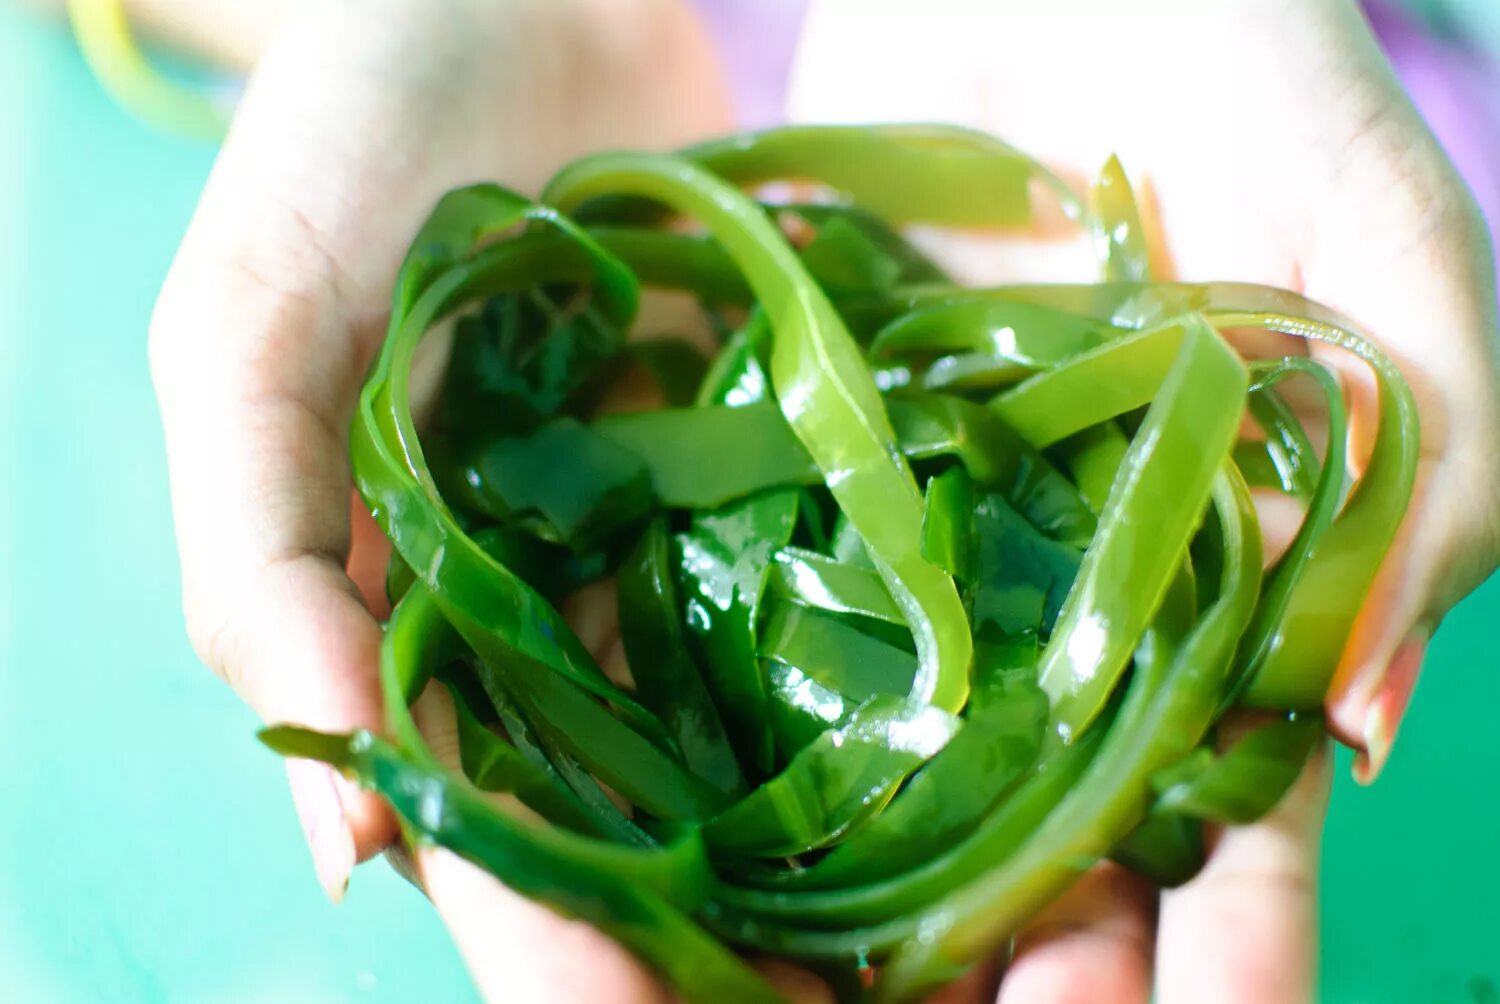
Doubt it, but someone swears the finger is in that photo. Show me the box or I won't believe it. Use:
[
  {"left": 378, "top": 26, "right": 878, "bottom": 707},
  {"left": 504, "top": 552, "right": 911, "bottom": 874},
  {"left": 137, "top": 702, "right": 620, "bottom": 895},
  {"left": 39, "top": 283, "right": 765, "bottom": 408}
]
[
  {"left": 404, "top": 686, "right": 668, "bottom": 1003},
  {"left": 149, "top": 6, "right": 462, "bottom": 894},
  {"left": 420, "top": 849, "right": 672, "bottom": 1004},
  {"left": 1250, "top": 489, "right": 1308, "bottom": 569},
  {"left": 407, "top": 686, "right": 836, "bottom": 1003},
  {"left": 346, "top": 490, "right": 394, "bottom": 621},
  {"left": 997, "top": 862, "right": 1155, "bottom": 1004},
  {"left": 1295, "top": 8, "right": 1500, "bottom": 779},
  {"left": 752, "top": 961, "right": 836, "bottom": 1004},
  {"left": 561, "top": 578, "right": 632, "bottom": 688},
  {"left": 1155, "top": 740, "right": 1331, "bottom": 1004},
  {"left": 153, "top": 0, "right": 628, "bottom": 894},
  {"left": 151, "top": 0, "right": 734, "bottom": 911},
  {"left": 1322, "top": 451, "right": 1452, "bottom": 781},
  {"left": 921, "top": 955, "right": 1002, "bottom": 1004}
]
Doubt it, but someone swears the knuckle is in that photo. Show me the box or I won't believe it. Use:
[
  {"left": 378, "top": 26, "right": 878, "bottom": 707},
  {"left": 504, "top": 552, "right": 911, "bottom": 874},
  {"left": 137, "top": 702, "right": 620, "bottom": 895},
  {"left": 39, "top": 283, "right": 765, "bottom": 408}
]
[
  {"left": 183, "top": 591, "right": 246, "bottom": 692},
  {"left": 1190, "top": 864, "right": 1317, "bottom": 906}
]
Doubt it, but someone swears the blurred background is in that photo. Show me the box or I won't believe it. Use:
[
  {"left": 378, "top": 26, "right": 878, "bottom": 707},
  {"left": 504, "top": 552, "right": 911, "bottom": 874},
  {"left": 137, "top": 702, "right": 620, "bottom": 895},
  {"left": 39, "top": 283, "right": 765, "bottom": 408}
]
[{"left": 0, "top": 2, "right": 1497, "bottom": 1002}]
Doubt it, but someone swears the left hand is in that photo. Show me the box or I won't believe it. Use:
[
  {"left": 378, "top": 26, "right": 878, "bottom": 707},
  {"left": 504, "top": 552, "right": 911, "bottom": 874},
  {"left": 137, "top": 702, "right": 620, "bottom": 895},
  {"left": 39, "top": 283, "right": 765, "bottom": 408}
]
[{"left": 788, "top": 0, "right": 1499, "bottom": 1000}]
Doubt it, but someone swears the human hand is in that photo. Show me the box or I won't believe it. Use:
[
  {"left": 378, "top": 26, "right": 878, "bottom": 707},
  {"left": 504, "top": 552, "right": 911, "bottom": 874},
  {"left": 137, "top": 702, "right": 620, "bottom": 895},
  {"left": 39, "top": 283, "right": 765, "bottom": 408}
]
[
  {"left": 148, "top": 1, "right": 743, "bottom": 998},
  {"left": 789, "top": 0, "right": 1499, "bottom": 999}
]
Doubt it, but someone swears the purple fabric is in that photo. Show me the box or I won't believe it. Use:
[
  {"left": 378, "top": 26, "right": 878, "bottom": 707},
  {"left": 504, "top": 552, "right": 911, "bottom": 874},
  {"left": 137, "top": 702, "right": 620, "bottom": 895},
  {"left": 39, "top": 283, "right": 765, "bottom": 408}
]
[
  {"left": 692, "top": 0, "right": 808, "bottom": 130},
  {"left": 1368, "top": 2, "right": 1500, "bottom": 273}
]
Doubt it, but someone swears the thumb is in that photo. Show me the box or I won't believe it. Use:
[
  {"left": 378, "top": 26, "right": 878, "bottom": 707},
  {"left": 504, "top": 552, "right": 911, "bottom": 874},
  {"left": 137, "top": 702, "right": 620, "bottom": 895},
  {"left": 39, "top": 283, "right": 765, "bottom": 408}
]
[
  {"left": 151, "top": 223, "right": 398, "bottom": 898},
  {"left": 407, "top": 686, "right": 675, "bottom": 1003},
  {"left": 406, "top": 686, "right": 837, "bottom": 1003},
  {"left": 1308, "top": 156, "right": 1500, "bottom": 781},
  {"left": 1323, "top": 443, "right": 1497, "bottom": 783},
  {"left": 148, "top": 8, "right": 440, "bottom": 895}
]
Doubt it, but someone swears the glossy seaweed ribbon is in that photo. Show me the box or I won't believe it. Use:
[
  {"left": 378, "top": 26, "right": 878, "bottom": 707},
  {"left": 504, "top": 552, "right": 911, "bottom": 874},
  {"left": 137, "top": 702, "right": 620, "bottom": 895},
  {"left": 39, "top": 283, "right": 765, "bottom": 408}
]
[{"left": 260, "top": 126, "right": 1419, "bottom": 1003}]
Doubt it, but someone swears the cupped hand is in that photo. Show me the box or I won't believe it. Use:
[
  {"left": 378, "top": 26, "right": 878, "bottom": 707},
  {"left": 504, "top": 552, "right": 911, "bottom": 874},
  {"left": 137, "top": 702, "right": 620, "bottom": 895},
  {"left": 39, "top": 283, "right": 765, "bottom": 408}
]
[
  {"left": 790, "top": 0, "right": 1498, "bottom": 1000},
  {"left": 149, "top": 1, "right": 744, "bottom": 998}
]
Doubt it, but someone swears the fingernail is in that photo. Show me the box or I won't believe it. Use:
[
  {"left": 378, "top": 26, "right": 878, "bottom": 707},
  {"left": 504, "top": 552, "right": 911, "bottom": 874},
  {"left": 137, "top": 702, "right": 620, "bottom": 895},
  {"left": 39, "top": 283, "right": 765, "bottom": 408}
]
[
  {"left": 288, "top": 759, "right": 356, "bottom": 903},
  {"left": 1352, "top": 629, "right": 1429, "bottom": 785}
]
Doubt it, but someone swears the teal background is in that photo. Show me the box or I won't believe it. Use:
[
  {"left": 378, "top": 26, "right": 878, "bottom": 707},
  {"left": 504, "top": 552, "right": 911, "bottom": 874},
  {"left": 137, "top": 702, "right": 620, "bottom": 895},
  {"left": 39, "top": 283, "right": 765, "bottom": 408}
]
[{"left": 0, "top": 8, "right": 1496, "bottom": 1003}]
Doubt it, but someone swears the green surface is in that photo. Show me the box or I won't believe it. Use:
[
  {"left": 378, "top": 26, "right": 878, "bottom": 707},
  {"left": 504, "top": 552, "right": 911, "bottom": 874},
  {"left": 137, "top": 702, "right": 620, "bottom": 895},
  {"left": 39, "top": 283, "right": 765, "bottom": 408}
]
[{"left": 0, "top": 9, "right": 1495, "bottom": 1003}]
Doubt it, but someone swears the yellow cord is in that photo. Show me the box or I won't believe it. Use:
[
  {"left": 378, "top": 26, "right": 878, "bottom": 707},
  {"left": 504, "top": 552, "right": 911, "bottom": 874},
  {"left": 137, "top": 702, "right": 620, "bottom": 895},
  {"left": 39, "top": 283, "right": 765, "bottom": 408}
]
[{"left": 66, "top": 0, "right": 229, "bottom": 141}]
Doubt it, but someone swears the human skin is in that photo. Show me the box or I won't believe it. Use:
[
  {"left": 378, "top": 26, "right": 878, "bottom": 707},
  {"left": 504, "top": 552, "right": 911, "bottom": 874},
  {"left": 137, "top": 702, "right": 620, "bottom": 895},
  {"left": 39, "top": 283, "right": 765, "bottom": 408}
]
[
  {"left": 788, "top": 2, "right": 1497, "bottom": 1000},
  {"left": 141, "top": 0, "right": 1497, "bottom": 1000},
  {"left": 149, "top": 1, "right": 737, "bottom": 999}
]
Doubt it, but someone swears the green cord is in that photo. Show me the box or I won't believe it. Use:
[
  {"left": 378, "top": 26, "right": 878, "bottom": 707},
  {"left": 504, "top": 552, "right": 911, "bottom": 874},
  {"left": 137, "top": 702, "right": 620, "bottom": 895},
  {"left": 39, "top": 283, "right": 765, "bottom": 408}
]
[{"left": 67, "top": 0, "right": 229, "bottom": 141}]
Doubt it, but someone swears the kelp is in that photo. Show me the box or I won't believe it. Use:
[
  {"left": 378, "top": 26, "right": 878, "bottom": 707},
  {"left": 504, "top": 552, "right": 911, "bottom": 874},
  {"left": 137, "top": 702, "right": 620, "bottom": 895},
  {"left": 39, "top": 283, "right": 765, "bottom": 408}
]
[{"left": 263, "top": 125, "right": 1416, "bottom": 1002}]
